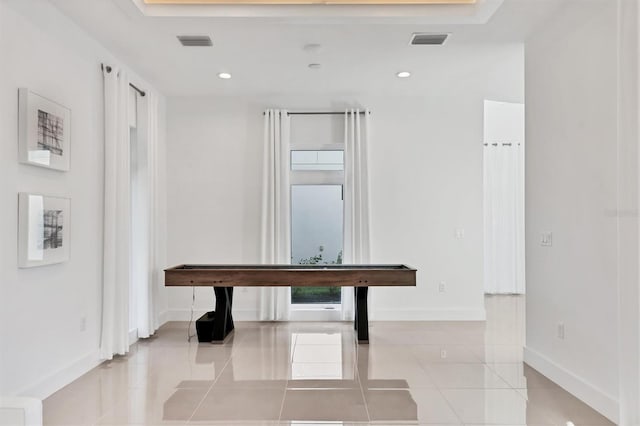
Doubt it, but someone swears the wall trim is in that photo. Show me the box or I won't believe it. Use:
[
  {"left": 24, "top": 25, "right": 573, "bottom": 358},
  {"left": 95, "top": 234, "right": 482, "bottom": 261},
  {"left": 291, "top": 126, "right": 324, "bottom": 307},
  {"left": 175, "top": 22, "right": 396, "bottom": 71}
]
[
  {"left": 162, "top": 308, "right": 486, "bottom": 322},
  {"left": 371, "top": 308, "right": 487, "bottom": 321},
  {"left": 0, "top": 397, "right": 42, "bottom": 426},
  {"left": 289, "top": 308, "right": 342, "bottom": 321},
  {"left": 163, "top": 309, "right": 260, "bottom": 322},
  {"left": 524, "top": 346, "right": 619, "bottom": 424},
  {"left": 16, "top": 351, "right": 101, "bottom": 400},
  {"left": 158, "top": 309, "right": 171, "bottom": 327},
  {"left": 14, "top": 332, "right": 148, "bottom": 401}
]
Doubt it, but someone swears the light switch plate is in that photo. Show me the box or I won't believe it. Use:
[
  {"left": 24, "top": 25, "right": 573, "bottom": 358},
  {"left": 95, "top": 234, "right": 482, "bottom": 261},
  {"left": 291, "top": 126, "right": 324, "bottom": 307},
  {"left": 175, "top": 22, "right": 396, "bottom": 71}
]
[{"left": 541, "top": 232, "right": 553, "bottom": 247}]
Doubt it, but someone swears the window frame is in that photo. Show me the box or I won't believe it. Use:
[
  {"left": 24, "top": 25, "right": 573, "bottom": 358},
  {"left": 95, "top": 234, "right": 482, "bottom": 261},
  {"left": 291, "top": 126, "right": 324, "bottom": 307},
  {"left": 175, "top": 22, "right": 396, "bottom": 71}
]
[{"left": 289, "top": 141, "right": 345, "bottom": 317}]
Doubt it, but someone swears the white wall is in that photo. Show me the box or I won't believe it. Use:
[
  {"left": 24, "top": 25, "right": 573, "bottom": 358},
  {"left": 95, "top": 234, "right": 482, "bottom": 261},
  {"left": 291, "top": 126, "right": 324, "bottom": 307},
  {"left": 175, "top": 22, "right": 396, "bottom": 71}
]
[
  {"left": 524, "top": 0, "right": 620, "bottom": 421},
  {"left": 617, "top": 0, "right": 640, "bottom": 422},
  {"left": 483, "top": 100, "right": 525, "bottom": 144},
  {"left": 0, "top": 0, "right": 166, "bottom": 398},
  {"left": 165, "top": 44, "right": 523, "bottom": 322}
]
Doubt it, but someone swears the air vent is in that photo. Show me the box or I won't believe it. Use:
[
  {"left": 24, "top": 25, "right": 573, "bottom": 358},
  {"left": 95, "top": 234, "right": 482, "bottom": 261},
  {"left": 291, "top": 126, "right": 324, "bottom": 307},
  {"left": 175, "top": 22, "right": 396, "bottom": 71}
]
[
  {"left": 410, "top": 33, "right": 449, "bottom": 46},
  {"left": 177, "top": 35, "right": 213, "bottom": 47}
]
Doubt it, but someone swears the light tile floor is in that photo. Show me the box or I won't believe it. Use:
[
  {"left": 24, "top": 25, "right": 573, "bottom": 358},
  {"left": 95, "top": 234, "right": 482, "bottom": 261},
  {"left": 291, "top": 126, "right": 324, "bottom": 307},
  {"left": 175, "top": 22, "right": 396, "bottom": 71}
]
[{"left": 43, "top": 296, "right": 615, "bottom": 425}]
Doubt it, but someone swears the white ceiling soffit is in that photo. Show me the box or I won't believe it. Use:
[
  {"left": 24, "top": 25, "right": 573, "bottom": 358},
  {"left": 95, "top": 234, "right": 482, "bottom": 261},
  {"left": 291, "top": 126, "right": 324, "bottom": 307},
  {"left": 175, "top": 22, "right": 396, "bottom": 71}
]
[{"left": 126, "top": 0, "right": 504, "bottom": 23}]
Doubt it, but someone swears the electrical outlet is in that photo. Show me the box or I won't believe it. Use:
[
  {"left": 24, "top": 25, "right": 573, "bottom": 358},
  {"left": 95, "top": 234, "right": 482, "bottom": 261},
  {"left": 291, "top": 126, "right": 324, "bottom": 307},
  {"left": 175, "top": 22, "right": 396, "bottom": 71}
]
[
  {"left": 557, "top": 322, "right": 565, "bottom": 340},
  {"left": 541, "top": 232, "right": 553, "bottom": 247},
  {"left": 80, "top": 316, "right": 87, "bottom": 332},
  {"left": 440, "top": 349, "right": 448, "bottom": 359},
  {"left": 455, "top": 228, "right": 465, "bottom": 239},
  {"left": 438, "top": 281, "right": 446, "bottom": 293}
]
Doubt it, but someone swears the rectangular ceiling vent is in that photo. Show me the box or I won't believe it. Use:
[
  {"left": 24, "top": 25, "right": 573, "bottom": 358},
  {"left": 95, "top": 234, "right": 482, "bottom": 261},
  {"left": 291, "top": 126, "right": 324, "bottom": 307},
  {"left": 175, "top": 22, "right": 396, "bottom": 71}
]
[
  {"left": 410, "top": 33, "right": 449, "bottom": 46},
  {"left": 177, "top": 35, "right": 213, "bottom": 47}
]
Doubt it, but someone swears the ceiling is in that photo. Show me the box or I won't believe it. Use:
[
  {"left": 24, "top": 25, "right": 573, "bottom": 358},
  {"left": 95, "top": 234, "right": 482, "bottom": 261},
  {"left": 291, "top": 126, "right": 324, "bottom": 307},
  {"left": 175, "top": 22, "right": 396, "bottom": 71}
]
[
  {"left": 48, "top": 0, "right": 564, "bottom": 97},
  {"left": 128, "top": 0, "right": 500, "bottom": 19},
  {"left": 143, "top": 0, "right": 479, "bottom": 4}
]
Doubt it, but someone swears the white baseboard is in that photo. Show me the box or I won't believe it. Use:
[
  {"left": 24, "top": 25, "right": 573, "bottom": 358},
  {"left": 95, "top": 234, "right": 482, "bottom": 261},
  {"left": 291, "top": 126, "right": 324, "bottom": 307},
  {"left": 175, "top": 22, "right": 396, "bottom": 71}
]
[
  {"left": 158, "top": 309, "right": 170, "bottom": 326},
  {"left": 0, "top": 397, "right": 42, "bottom": 426},
  {"left": 524, "top": 347, "right": 619, "bottom": 424},
  {"left": 371, "top": 308, "right": 487, "bottom": 321},
  {"left": 15, "top": 332, "right": 145, "bottom": 401},
  {"left": 163, "top": 309, "right": 260, "bottom": 322},
  {"left": 17, "top": 351, "right": 101, "bottom": 400},
  {"left": 289, "top": 309, "right": 343, "bottom": 321},
  {"left": 161, "top": 308, "right": 486, "bottom": 322}
]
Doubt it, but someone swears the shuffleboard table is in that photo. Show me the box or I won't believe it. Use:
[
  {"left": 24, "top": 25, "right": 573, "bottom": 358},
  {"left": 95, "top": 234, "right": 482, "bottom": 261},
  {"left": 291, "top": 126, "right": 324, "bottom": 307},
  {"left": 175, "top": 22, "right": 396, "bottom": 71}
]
[{"left": 164, "top": 264, "right": 417, "bottom": 343}]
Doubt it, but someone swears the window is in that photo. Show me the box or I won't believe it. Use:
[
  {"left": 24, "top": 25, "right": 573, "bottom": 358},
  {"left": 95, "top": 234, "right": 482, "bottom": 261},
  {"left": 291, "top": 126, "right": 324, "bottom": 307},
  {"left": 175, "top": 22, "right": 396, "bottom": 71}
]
[
  {"left": 291, "top": 184, "right": 343, "bottom": 304},
  {"left": 291, "top": 150, "right": 344, "bottom": 171},
  {"left": 289, "top": 116, "right": 345, "bottom": 309}
]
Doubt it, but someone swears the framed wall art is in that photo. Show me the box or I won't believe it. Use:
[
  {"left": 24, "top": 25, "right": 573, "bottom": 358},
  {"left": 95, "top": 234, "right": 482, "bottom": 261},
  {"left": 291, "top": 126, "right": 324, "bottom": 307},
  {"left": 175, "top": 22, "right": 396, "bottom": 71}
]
[
  {"left": 18, "top": 193, "right": 70, "bottom": 268},
  {"left": 18, "top": 88, "right": 71, "bottom": 171}
]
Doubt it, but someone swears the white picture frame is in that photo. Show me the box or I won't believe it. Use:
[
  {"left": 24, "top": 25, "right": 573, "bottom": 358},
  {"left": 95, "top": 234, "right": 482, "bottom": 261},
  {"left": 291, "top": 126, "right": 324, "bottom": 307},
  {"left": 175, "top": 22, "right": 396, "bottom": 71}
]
[
  {"left": 18, "top": 193, "right": 70, "bottom": 268},
  {"left": 18, "top": 88, "right": 71, "bottom": 171}
]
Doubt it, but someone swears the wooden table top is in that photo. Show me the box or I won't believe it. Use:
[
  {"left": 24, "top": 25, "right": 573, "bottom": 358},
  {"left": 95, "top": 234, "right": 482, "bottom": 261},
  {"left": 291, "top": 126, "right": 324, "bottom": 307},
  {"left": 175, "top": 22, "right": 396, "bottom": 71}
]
[{"left": 164, "top": 264, "right": 416, "bottom": 287}]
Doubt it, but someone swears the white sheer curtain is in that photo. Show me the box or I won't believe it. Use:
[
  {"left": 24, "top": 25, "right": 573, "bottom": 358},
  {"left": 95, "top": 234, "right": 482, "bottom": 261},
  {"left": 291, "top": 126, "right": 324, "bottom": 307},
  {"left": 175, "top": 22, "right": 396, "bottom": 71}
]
[
  {"left": 259, "top": 109, "right": 291, "bottom": 321},
  {"left": 342, "top": 109, "right": 371, "bottom": 320},
  {"left": 136, "top": 91, "right": 160, "bottom": 338},
  {"left": 483, "top": 143, "right": 525, "bottom": 294},
  {"left": 100, "top": 65, "right": 131, "bottom": 359}
]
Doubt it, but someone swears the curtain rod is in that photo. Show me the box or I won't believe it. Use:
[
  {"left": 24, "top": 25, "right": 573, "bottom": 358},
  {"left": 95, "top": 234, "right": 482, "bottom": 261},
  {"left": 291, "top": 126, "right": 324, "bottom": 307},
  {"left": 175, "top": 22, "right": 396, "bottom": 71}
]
[
  {"left": 289, "top": 111, "right": 369, "bottom": 115},
  {"left": 101, "top": 64, "right": 146, "bottom": 97},
  {"left": 262, "top": 111, "right": 369, "bottom": 116},
  {"left": 129, "top": 83, "right": 146, "bottom": 98}
]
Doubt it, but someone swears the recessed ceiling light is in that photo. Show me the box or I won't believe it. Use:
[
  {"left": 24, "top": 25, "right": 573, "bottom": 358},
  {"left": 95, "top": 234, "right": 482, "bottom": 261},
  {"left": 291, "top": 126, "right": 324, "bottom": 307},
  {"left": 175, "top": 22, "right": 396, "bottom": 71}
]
[
  {"left": 218, "top": 72, "right": 232, "bottom": 79},
  {"left": 396, "top": 71, "right": 411, "bottom": 78},
  {"left": 308, "top": 63, "right": 322, "bottom": 70},
  {"left": 303, "top": 43, "right": 323, "bottom": 53}
]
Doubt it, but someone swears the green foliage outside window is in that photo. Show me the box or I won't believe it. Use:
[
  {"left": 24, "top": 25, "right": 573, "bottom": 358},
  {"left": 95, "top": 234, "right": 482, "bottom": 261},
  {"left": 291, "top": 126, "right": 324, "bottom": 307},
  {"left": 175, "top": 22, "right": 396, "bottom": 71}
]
[{"left": 292, "top": 246, "right": 343, "bottom": 304}]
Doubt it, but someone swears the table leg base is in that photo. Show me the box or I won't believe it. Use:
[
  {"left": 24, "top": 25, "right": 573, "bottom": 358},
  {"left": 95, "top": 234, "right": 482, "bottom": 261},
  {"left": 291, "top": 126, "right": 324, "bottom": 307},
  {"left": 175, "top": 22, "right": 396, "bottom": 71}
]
[
  {"left": 209, "top": 329, "right": 235, "bottom": 344},
  {"left": 212, "top": 287, "right": 234, "bottom": 343},
  {"left": 208, "top": 286, "right": 370, "bottom": 344},
  {"left": 355, "top": 286, "right": 369, "bottom": 344}
]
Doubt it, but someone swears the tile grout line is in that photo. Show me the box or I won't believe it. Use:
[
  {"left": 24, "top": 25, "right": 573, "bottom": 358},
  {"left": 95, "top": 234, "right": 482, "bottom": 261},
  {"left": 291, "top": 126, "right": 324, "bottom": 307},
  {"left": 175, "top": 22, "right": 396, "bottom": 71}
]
[
  {"left": 186, "top": 346, "right": 234, "bottom": 423},
  {"left": 50, "top": 300, "right": 607, "bottom": 426},
  {"left": 355, "top": 341, "right": 372, "bottom": 423},
  {"left": 279, "top": 329, "right": 294, "bottom": 422},
  {"left": 90, "top": 358, "right": 140, "bottom": 425},
  {"left": 435, "top": 386, "right": 465, "bottom": 425},
  {"left": 415, "top": 350, "right": 465, "bottom": 426},
  {"left": 277, "top": 381, "right": 289, "bottom": 422}
]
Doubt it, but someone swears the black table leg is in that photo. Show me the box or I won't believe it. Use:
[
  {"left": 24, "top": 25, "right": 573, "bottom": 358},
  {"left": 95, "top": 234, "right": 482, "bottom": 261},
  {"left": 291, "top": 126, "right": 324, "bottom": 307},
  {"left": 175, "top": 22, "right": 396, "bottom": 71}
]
[
  {"left": 225, "top": 287, "right": 234, "bottom": 335},
  {"left": 212, "top": 287, "right": 234, "bottom": 343},
  {"left": 355, "top": 286, "right": 369, "bottom": 343},
  {"left": 354, "top": 287, "right": 358, "bottom": 330}
]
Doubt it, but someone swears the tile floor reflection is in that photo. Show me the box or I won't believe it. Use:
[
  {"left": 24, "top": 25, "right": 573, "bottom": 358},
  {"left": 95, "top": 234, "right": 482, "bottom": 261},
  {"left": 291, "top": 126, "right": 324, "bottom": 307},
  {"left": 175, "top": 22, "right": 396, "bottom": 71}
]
[{"left": 43, "top": 296, "right": 614, "bottom": 425}]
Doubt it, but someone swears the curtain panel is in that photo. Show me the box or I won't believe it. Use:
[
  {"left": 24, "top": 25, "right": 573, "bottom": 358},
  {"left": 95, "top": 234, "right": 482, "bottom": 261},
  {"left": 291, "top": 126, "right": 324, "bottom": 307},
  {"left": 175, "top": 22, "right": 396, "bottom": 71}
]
[
  {"left": 259, "top": 109, "right": 292, "bottom": 321},
  {"left": 137, "top": 90, "right": 161, "bottom": 338},
  {"left": 100, "top": 66, "right": 131, "bottom": 359},
  {"left": 342, "top": 109, "right": 372, "bottom": 320},
  {"left": 483, "top": 143, "right": 525, "bottom": 294}
]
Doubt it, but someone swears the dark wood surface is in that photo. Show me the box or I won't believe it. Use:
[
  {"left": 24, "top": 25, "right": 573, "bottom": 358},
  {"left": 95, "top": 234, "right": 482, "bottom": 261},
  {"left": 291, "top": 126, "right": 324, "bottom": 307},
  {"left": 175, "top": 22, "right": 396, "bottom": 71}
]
[{"left": 164, "top": 264, "right": 416, "bottom": 287}]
